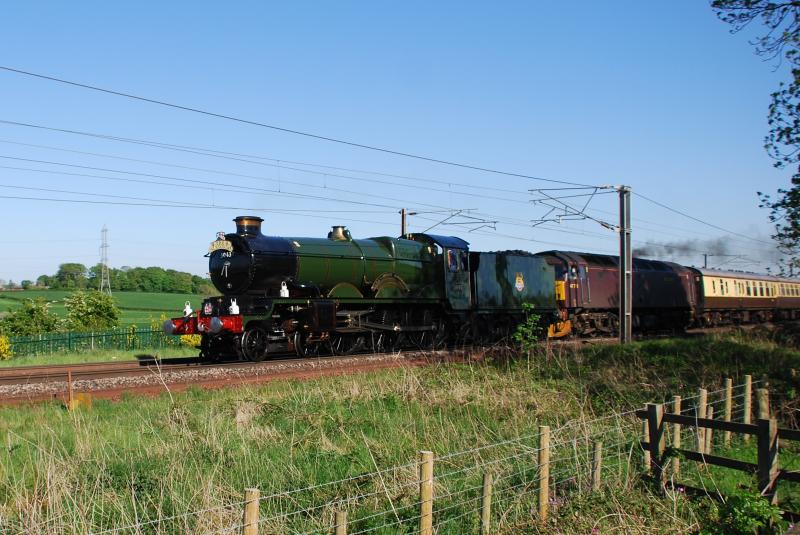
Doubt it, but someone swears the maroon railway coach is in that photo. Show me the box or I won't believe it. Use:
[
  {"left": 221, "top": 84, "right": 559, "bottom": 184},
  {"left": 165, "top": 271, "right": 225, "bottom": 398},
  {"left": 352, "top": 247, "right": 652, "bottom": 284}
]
[{"left": 535, "top": 251, "right": 696, "bottom": 336}]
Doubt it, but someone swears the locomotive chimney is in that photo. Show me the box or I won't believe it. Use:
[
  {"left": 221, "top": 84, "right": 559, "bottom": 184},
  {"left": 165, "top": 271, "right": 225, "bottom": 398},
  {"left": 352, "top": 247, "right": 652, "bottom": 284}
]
[
  {"left": 234, "top": 216, "right": 264, "bottom": 237},
  {"left": 328, "top": 225, "right": 352, "bottom": 241}
]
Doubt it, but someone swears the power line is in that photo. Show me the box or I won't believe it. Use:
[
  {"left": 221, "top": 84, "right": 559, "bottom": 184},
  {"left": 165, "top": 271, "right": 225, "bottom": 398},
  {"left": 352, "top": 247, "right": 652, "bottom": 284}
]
[
  {"left": 0, "top": 66, "right": 594, "bottom": 187},
  {"left": 0, "top": 163, "right": 398, "bottom": 214},
  {"left": 0, "top": 154, "right": 438, "bottom": 211},
  {"left": 0, "top": 120, "right": 695, "bottom": 248},
  {"left": 0, "top": 119, "right": 535, "bottom": 196},
  {"left": 0, "top": 137, "right": 531, "bottom": 205},
  {"left": 0, "top": 193, "right": 403, "bottom": 228},
  {"left": 633, "top": 191, "right": 773, "bottom": 246}
]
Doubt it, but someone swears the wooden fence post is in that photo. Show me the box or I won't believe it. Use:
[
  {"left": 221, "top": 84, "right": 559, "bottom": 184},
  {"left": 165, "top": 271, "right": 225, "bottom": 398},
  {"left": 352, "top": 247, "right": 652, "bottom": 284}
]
[
  {"left": 481, "top": 473, "right": 492, "bottom": 535},
  {"left": 642, "top": 409, "right": 651, "bottom": 472},
  {"left": 538, "top": 425, "right": 550, "bottom": 522},
  {"left": 757, "top": 418, "right": 779, "bottom": 505},
  {"left": 672, "top": 395, "right": 682, "bottom": 478},
  {"left": 744, "top": 375, "right": 752, "bottom": 444},
  {"left": 242, "top": 487, "right": 260, "bottom": 535},
  {"left": 66, "top": 369, "right": 74, "bottom": 411},
  {"left": 647, "top": 403, "right": 666, "bottom": 486},
  {"left": 724, "top": 378, "right": 733, "bottom": 447},
  {"left": 697, "top": 388, "right": 707, "bottom": 454},
  {"left": 419, "top": 450, "right": 434, "bottom": 535},
  {"left": 334, "top": 511, "right": 347, "bottom": 535},
  {"left": 705, "top": 406, "right": 714, "bottom": 454},
  {"left": 757, "top": 388, "right": 770, "bottom": 420},
  {"left": 591, "top": 441, "right": 602, "bottom": 491}
]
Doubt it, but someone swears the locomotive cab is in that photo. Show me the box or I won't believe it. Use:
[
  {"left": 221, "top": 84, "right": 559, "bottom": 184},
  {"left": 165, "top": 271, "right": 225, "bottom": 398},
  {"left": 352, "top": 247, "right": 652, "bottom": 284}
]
[{"left": 405, "top": 234, "right": 471, "bottom": 311}]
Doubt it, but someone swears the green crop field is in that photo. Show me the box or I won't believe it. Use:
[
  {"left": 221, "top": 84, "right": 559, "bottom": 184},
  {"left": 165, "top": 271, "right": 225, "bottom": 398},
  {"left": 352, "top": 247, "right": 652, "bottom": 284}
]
[
  {"left": 1, "top": 329, "right": 798, "bottom": 534},
  {"left": 0, "top": 289, "right": 205, "bottom": 325}
]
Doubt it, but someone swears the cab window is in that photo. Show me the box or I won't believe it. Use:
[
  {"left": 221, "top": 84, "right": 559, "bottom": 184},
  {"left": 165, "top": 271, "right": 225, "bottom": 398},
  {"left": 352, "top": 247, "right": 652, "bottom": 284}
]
[{"left": 447, "top": 250, "right": 458, "bottom": 272}]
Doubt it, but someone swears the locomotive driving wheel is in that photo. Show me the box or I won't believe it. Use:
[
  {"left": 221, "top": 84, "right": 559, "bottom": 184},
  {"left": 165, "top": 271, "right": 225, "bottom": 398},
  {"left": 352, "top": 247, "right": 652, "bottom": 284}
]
[
  {"left": 294, "top": 332, "right": 331, "bottom": 358},
  {"left": 241, "top": 326, "right": 269, "bottom": 362},
  {"left": 330, "top": 333, "right": 366, "bottom": 355}
]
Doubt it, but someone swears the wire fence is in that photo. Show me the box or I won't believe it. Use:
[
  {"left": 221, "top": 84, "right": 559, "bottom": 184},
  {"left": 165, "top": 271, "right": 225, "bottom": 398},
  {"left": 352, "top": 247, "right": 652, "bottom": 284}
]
[
  {"left": 12, "top": 376, "right": 769, "bottom": 535},
  {"left": 8, "top": 327, "right": 184, "bottom": 356}
]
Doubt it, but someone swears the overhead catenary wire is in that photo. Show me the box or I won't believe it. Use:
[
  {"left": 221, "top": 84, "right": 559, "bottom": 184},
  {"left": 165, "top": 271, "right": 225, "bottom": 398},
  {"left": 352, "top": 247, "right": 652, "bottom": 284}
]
[
  {"left": 0, "top": 122, "right": 773, "bottom": 266},
  {"left": 0, "top": 137, "right": 535, "bottom": 205},
  {"left": 0, "top": 118, "right": 554, "bottom": 197},
  {"left": 0, "top": 66, "right": 595, "bottom": 187},
  {"left": 0, "top": 154, "right": 448, "bottom": 212},
  {"left": 0, "top": 118, "right": 768, "bottom": 257},
  {"left": 633, "top": 191, "right": 773, "bottom": 246}
]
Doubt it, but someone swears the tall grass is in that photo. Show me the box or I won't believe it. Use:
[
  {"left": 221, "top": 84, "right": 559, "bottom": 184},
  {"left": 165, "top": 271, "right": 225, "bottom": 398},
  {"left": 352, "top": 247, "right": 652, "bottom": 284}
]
[{"left": 1, "top": 330, "right": 798, "bottom": 533}]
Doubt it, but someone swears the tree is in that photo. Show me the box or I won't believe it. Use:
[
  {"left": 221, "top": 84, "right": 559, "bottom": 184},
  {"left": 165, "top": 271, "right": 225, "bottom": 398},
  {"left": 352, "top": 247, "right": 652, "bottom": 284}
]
[
  {"left": 0, "top": 298, "right": 64, "bottom": 335},
  {"left": 20, "top": 280, "right": 32, "bottom": 290},
  {"left": 713, "top": 1, "right": 800, "bottom": 273},
  {"left": 54, "top": 263, "right": 88, "bottom": 289},
  {"left": 63, "top": 290, "right": 121, "bottom": 331}
]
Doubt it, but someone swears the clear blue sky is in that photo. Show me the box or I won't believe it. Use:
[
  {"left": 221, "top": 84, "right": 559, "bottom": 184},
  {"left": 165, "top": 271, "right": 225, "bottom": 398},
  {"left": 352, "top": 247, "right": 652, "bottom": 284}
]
[{"left": 0, "top": 1, "right": 788, "bottom": 284}]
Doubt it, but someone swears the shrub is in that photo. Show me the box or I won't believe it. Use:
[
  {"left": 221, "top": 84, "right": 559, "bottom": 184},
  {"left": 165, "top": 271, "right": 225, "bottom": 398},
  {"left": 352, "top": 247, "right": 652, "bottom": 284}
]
[
  {"left": 180, "top": 334, "right": 202, "bottom": 348},
  {"left": 0, "top": 335, "right": 12, "bottom": 360},
  {"left": 0, "top": 298, "right": 63, "bottom": 335},
  {"left": 512, "top": 302, "right": 543, "bottom": 352},
  {"left": 64, "top": 291, "right": 121, "bottom": 331},
  {"left": 700, "top": 491, "right": 785, "bottom": 535}
]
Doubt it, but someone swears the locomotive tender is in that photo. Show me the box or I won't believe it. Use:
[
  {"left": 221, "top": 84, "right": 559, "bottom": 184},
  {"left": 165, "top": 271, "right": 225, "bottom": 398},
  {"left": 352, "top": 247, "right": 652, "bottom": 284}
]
[{"left": 164, "top": 216, "right": 800, "bottom": 360}]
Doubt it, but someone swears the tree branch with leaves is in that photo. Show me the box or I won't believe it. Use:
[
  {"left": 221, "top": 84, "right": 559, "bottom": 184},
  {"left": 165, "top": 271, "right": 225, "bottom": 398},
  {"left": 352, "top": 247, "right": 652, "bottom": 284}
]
[{"left": 713, "top": 1, "right": 800, "bottom": 273}]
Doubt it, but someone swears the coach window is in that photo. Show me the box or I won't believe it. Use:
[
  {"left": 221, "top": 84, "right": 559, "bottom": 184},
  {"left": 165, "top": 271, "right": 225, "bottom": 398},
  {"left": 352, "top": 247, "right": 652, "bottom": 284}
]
[
  {"left": 712, "top": 280, "right": 716, "bottom": 293},
  {"left": 759, "top": 283, "right": 764, "bottom": 296}
]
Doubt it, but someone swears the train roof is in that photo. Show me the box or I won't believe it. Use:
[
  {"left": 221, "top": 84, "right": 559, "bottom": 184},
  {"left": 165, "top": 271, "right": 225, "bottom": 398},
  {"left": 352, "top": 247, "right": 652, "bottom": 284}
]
[
  {"left": 407, "top": 233, "right": 470, "bottom": 249},
  {"left": 538, "top": 250, "right": 690, "bottom": 272},
  {"left": 694, "top": 268, "right": 792, "bottom": 283}
]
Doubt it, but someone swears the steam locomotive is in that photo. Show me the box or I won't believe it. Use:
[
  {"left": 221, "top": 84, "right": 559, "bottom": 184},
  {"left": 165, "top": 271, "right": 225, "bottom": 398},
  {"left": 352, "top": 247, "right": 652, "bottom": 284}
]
[{"left": 163, "top": 216, "right": 800, "bottom": 360}]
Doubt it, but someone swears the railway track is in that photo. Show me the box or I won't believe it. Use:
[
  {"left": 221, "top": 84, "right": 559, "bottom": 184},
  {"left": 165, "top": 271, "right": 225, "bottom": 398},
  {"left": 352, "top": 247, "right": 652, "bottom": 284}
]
[
  {"left": 0, "top": 335, "right": 617, "bottom": 388},
  {"left": 0, "top": 332, "right": 703, "bottom": 404},
  {"left": 0, "top": 357, "right": 212, "bottom": 386},
  {"left": 0, "top": 348, "right": 489, "bottom": 404}
]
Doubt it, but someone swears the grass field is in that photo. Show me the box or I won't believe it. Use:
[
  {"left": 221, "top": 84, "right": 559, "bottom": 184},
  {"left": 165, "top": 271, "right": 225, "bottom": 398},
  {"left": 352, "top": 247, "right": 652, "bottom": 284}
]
[
  {"left": 0, "top": 347, "right": 199, "bottom": 367},
  {"left": 1, "top": 329, "right": 798, "bottom": 534},
  {"left": 0, "top": 289, "right": 205, "bottom": 325}
]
